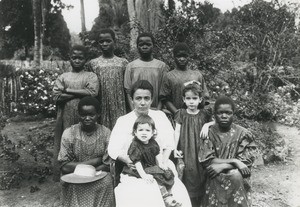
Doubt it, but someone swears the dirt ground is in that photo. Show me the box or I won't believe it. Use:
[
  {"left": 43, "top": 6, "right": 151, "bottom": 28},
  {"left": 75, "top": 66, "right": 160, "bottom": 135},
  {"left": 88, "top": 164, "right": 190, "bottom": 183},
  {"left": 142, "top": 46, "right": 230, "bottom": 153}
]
[{"left": 0, "top": 119, "right": 299, "bottom": 207}]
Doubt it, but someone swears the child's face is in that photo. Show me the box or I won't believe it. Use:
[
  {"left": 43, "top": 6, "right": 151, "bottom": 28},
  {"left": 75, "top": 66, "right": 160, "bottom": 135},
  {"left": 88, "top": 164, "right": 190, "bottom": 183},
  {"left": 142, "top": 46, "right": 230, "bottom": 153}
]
[
  {"left": 183, "top": 90, "right": 202, "bottom": 111},
  {"left": 137, "top": 36, "right": 153, "bottom": 56},
  {"left": 98, "top": 33, "right": 115, "bottom": 53},
  {"left": 134, "top": 123, "right": 154, "bottom": 144},
  {"left": 70, "top": 50, "right": 86, "bottom": 71},
  {"left": 215, "top": 104, "right": 234, "bottom": 129},
  {"left": 174, "top": 50, "right": 189, "bottom": 70}
]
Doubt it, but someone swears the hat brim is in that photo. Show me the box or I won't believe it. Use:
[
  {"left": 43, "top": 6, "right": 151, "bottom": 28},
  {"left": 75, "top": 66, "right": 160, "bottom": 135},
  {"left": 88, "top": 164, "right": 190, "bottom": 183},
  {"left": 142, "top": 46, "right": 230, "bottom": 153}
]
[{"left": 61, "top": 171, "right": 107, "bottom": 184}]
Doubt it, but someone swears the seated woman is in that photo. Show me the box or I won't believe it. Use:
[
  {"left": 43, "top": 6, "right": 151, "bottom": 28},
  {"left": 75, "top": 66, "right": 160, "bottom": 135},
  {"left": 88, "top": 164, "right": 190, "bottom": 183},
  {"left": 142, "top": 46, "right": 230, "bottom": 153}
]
[
  {"left": 58, "top": 96, "right": 115, "bottom": 207},
  {"left": 108, "top": 80, "right": 191, "bottom": 207},
  {"left": 198, "top": 96, "right": 257, "bottom": 207}
]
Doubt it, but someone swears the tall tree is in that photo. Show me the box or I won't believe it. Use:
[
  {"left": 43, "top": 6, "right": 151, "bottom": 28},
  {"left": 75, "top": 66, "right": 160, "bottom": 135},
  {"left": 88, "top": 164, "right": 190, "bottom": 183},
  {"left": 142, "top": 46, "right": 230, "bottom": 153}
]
[
  {"left": 80, "top": 0, "right": 86, "bottom": 32},
  {"left": 32, "top": 0, "right": 43, "bottom": 66}
]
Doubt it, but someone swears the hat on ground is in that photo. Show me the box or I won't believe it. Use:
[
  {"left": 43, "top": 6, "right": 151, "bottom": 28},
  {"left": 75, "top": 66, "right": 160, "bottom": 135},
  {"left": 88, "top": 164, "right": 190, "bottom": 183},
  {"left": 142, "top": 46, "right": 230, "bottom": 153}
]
[{"left": 61, "top": 164, "right": 107, "bottom": 184}]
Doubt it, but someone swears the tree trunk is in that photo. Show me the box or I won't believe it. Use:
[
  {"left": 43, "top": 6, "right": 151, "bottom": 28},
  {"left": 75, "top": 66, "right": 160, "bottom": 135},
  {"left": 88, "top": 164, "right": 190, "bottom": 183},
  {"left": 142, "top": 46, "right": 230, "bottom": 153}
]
[
  {"left": 135, "top": 0, "right": 164, "bottom": 32},
  {"left": 32, "top": 0, "right": 43, "bottom": 67},
  {"left": 80, "top": 0, "right": 86, "bottom": 32},
  {"left": 127, "top": 0, "right": 138, "bottom": 52}
]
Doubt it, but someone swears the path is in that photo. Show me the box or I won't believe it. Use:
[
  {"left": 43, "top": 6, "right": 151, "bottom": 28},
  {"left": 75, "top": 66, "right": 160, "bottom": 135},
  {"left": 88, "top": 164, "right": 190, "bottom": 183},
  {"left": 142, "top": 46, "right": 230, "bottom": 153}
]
[{"left": 252, "top": 124, "right": 300, "bottom": 207}]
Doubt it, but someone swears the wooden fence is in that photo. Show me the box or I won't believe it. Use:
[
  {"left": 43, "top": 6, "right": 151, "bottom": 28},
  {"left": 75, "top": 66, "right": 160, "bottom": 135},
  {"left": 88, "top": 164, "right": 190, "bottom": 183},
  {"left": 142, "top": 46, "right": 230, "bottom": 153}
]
[{"left": 0, "top": 60, "right": 71, "bottom": 115}]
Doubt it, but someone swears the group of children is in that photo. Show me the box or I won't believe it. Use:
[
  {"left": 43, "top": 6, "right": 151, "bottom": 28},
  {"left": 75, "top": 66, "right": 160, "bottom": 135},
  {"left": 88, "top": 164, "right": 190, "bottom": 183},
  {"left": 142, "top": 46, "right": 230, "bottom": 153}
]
[{"left": 54, "top": 28, "right": 256, "bottom": 207}]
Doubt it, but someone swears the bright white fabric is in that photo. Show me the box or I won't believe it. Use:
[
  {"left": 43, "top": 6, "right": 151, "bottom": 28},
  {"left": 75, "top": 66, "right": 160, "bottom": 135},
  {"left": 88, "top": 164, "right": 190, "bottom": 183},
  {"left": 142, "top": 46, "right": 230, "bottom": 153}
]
[
  {"left": 108, "top": 110, "right": 192, "bottom": 207},
  {"left": 108, "top": 110, "right": 175, "bottom": 160}
]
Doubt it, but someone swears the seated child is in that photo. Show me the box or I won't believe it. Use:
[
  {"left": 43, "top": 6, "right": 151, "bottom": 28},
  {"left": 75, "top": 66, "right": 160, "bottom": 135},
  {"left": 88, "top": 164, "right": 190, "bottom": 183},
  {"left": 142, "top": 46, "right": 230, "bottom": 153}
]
[
  {"left": 123, "top": 114, "right": 181, "bottom": 207},
  {"left": 199, "top": 95, "right": 257, "bottom": 207}
]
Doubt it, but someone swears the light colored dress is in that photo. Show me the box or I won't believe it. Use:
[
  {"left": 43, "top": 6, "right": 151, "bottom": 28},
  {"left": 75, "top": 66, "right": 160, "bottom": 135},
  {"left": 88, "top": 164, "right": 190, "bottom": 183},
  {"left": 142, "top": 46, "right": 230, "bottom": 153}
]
[
  {"left": 108, "top": 110, "right": 192, "bottom": 207},
  {"left": 58, "top": 123, "right": 115, "bottom": 207},
  {"left": 198, "top": 123, "right": 257, "bottom": 207},
  {"left": 124, "top": 59, "right": 169, "bottom": 108},
  {"left": 52, "top": 71, "right": 99, "bottom": 180},
  {"left": 160, "top": 69, "right": 209, "bottom": 109},
  {"left": 89, "top": 56, "right": 128, "bottom": 129},
  {"left": 174, "top": 109, "right": 211, "bottom": 198}
]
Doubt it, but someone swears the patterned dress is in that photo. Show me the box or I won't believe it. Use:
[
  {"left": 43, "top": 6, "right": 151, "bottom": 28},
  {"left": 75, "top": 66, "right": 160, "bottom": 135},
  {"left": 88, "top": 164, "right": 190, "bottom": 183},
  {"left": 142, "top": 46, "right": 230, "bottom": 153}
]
[
  {"left": 174, "top": 109, "right": 211, "bottom": 198},
  {"left": 52, "top": 71, "right": 99, "bottom": 180},
  {"left": 89, "top": 56, "right": 128, "bottom": 129},
  {"left": 160, "top": 69, "right": 209, "bottom": 109},
  {"left": 58, "top": 123, "right": 115, "bottom": 207},
  {"left": 124, "top": 58, "right": 169, "bottom": 108},
  {"left": 198, "top": 124, "right": 257, "bottom": 207}
]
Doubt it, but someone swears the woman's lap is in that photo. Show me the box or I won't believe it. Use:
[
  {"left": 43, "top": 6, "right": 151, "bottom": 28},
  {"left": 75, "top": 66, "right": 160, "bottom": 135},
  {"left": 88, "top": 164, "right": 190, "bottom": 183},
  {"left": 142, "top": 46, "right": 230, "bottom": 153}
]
[{"left": 115, "top": 160, "right": 192, "bottom": 207}]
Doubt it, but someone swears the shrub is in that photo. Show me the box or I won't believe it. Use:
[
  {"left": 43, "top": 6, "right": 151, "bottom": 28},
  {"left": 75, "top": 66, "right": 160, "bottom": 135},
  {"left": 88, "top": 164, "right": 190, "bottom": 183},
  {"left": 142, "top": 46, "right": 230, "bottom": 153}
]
[{"left": 12, "top": 68, "right": 61, "bottom": 117}]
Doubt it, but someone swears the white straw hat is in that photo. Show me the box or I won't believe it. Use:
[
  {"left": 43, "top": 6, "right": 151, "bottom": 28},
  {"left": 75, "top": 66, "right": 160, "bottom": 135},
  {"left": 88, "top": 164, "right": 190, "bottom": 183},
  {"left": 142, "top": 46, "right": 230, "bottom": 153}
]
[{"left": 61, "top": 164, "right": 107, "bottom": 184}]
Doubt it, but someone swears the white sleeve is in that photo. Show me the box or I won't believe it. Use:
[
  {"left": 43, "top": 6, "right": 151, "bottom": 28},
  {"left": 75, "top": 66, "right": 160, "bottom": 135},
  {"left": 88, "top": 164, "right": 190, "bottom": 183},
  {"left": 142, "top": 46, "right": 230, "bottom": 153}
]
[
  {"left": 108, "top": 117, "right": 130, "bottom": 160},
  {"left": 155, "top": 111, "right": 175, "bottom": 151}
]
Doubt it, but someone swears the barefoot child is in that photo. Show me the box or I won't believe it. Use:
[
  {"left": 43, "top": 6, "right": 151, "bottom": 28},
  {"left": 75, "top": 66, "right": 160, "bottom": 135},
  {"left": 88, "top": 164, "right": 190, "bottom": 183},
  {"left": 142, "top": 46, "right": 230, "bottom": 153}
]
[
  {"left": 199, "top": 96, "right": 257, "bottom": 207},
  {"left": 124, "top": 114, "right": 181, "bottom": 207},
  {"left": 174, "top": 82, "right": 212, "bottom": 207},
  {"left": 160, "top": 42, "right": 209, "bottom": 115}
]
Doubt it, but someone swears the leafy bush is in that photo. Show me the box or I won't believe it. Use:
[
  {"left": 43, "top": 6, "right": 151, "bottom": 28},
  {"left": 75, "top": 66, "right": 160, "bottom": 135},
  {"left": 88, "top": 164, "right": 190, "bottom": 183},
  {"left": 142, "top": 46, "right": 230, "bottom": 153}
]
[{"left": 12, "top": 68, "right": 61, "bottom": 117}]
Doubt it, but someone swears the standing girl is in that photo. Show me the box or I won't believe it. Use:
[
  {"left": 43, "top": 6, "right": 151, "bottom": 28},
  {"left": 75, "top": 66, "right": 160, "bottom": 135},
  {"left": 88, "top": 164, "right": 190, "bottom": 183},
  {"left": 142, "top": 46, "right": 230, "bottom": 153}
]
[
  {"left": 53, "top": 45, "right": 99, "bottom": 181},
  {"left": 125, "top": 114, "right": 181, "bottom": 207},
  {"left": 174, "top": 81, "right": 212, "bottom": 207},
  {"left": 89, "top": 28, "right": 128, "bottom": 129}
]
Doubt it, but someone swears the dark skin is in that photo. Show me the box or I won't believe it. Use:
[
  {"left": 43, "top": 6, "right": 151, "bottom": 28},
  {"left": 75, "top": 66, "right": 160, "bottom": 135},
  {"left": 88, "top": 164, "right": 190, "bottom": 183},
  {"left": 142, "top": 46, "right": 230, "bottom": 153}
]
[
  {"left": 126, "top": 36, "right": 162, "bottom": 110},
  {"left": 98, "top": 33, "right": 115, "bottom": 58},
  {"left": 55, "top": 50, "right": 91, "bottom": 105},
  {"left": 164, "top": 50, "right": 189, "bottom": 114},
  {"left": 206, "top": 104, "right": 251, "bottom": 179},
  {"left": 61, "top": 105, "right": 109, "bottom": 174}
]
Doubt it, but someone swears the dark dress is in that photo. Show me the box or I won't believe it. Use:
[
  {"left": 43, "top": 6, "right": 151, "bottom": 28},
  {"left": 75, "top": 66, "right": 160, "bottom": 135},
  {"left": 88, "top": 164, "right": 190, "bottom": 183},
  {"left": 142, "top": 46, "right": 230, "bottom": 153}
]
[
  {"left": 125, "top": 138, "right": 174, "bottom": 189},
  {"left": 160, "top": 69, "right": 209, "bottom": 109},
  {"left": 174, "top": 109, "right": 211, "bottom": 198},
  {"left": 198, "top": 124, "right": 257, "bottom": 207}
]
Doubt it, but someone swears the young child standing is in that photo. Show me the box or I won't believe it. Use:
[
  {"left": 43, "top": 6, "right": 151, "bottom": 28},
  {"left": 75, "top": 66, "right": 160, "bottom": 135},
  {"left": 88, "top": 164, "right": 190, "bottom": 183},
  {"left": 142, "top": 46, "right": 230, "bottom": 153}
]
[
  {"left": 160, "top": 42, "right": 209, "bottom": 115},
  {"left": 88, "top": 28, "right": 128, "bottom": 129},
  {"left": 124, "top": 114, "right": 181, "bottom": 207},
  {"left": 124, "top": 33, "right": 169, "bottom": 110},
  {"left": 174, "top": 82, "right": 212, "bottom": 207}
]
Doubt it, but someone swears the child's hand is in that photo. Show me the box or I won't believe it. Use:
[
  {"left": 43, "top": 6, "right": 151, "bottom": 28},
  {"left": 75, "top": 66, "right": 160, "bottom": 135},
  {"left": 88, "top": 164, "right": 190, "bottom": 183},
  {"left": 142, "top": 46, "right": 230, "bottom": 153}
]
[
  {"left": 173, "top": 150, "right": 183, "bottom": 158},
  {"left": 158, "top": 162, "right": 168, "bottom": 171},
  {"left": 200, "top": 121, "right": 214, "bottom": 138},
  {"left": 142, "top": 174, "right": 154, "bottom": 184},
  {"left": 235, "top": 160, "right": 251, "bottom": 178}
]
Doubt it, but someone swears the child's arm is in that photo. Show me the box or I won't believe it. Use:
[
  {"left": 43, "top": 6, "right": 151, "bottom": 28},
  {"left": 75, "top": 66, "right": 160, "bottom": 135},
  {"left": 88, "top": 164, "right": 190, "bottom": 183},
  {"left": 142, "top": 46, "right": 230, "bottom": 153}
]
[
  {"left": 200, "top": 120, "right": 215, "bottom": 138},
  {"left": 135, "top": 162, "right": 154, "bottom": 183},
  {"left": 165, "top": 100, "right": 178, "bottom": 115},
  {"left": 174, "top": 123, "right": 183, "bottom": 158}
]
